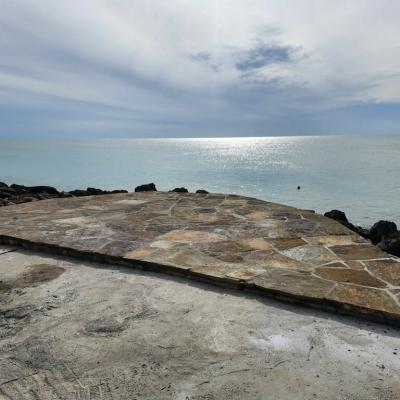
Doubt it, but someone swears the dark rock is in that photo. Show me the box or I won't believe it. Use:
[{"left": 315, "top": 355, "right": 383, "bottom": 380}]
[
  {"left": 324, "top": 209, "right": 370, "bottom": 239},
  {"left": 324, "top": 210, "right": 349, "bottom": 223},
  {"left": 0, "top": 182, "right": 129, "bottom": 206},
  {"left": 111, "top": 190, "right": 128, "bottom": 194},
  {"left": 59, "top": 191, "right": 73, "bottom": 198},
  {"left": 338, "top": 221, "right": 369, "bottom": 239},
  {"left": 196, "top": 189, "right": 209, "bottom": 194},
  {"left": 378, "top": 233, "right": 400, "bottom": 257},
  {"left": 69, "top": 189, "right": 89, "bottom": 197},
  {"left": 0, "top": 191, "right": 11, "bottom": 199},
  {"left": 9, "top": 184, "right": 58, "bottom": 195},
  {"left": 135, "top": 183, "right": 157, "bottom": 192},
  {"left": 9, "top": 185, "right": 29, "bottom": 195},
  {"left": 369, "top": 220, "right": 398, "bottom": 245},
  {"left": 28, "top": 186, "right": 59, "bottom": 195},
  {"left": 0, "top": 188, "right": 17, "bottom": 195},
  {"left": 351, "top": 225, "right": 370, "bottom": 239},
  {"left": 87, "top": 187, "right": 104, "bottom": 195},
  {"left": 170, "top": 187, "right": 189, "bottom": 193},
  {"left": 28, "top": 186, "right": 60, "bottom": 196}
]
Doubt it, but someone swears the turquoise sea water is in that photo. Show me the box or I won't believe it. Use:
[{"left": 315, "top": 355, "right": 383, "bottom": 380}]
[{"left": 1, "top": 136, "right": 399, "bottom": 227}]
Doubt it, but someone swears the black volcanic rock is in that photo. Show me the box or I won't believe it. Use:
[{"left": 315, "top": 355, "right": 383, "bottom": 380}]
[
  {"left": 378, "top": 233, "right": 400, "bottom": 257},
  {"left": 28, "top": 185, "right": 59, "bottom": 195},
  {"left": 59, "top": 191, "right": 73, "bottom": 198},
  {"left": 324, "top": 209, "right": 370, "bottom": 239},
  {"left": 87, "top": 187, "right": 104, "bottom": 195},
  {"left": 9, "top": 184, "right": 59, "bottom": 195},
  {"left": 196, "top": 189, "right": 209, "bottom": 194},
  {"left": 0, "top": 181, "right": 129, "bottom": 207},
  {"left": 0, "top": 191, "right": 11, "bottom": 199},
  {"left": 69, "top": 189, "right": 89, "bottom": 197},
  {"left": 111, "top": 189, "right": 128, "bottom": 194},
  {"left": 341, "top": 221, "right": 370, "bottom": 239},
  {"left": 9, "top": 184, "right": 29, "bottom": 195},
  {"left": 135, "top": 183, "right": 157, "bottom": 192},
  {"left": 369, "top": 220, "right": 398, "bottom": 245},
  {"left": 86, "top": 188, "right": 128, "bottom": 195},
  {"left": 170, "top": 187, "right": 189, "bottom": 193},
  {"left": 324, "top": 210, "right": 349, "bottom": 223}
]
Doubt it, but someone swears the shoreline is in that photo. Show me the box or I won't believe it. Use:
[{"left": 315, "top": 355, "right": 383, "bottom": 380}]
[{"left": 1, "top": 181, "right": 399, "bottom": 257}]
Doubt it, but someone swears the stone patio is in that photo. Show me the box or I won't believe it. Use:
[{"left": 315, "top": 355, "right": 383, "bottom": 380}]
[{"left": 0, "top": 191, "right": 399, "bottom": 325}]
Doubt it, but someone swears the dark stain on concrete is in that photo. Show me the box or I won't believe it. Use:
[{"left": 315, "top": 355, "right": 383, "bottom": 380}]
[
  {"left": 0, "top": 264, "right": 65, "bottom": 293},
  {"left": 15, "top": 264, "right": 65, "bottom": 288},
  {"left": 84, "top": 316, "right": 128, "bottom": 337},
  {"left": 0, "top": 265, "right": 65, "bottom": 338}
]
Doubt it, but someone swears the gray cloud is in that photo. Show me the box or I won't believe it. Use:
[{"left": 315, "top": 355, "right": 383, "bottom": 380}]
[
  {"left": 236, "top": 45, "right": 295, "bottom": 71},
  {"left": 188, "top": 52, "right": 212, "bottom": 62}
]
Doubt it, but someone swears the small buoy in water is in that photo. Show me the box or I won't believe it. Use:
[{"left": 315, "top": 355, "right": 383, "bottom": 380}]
[{"left": 297, "top": 186, "right": 301, "bottom": 190}]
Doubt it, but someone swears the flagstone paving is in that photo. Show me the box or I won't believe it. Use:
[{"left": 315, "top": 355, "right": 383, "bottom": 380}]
[{"left": 0, "top": 191, "right": 399, "bottom": 325}]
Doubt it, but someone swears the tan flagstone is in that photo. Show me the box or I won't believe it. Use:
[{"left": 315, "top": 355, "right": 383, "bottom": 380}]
[
  {"left": 306, "top": 235, "right": 361, "bottom": 246},
  {"left": 346, "top": 261, "right": 365, "bottom": 271},
  {"left": 330, "top": 244, "right": 390, "bottom": 261},
  {"left": 159, "top": 229, "right": 227, "bottom": 243},
  {"left": 250, "top": 268, "right": 334, "bottom": 300},
  {"left": 315, "top": 267, "right": 386, "bottom": 288},
  {"left": 364, "top": 259, "right": 400, "bottom": 286},
  {"left": 282, "top": 245, "right": 339, "bottom": 266},
  {"left": 326, "top": 284, "right": 400, "bottom": 315},
  {"left": 239, "top": 238, "right": 272, "bottom": 250},
  {"left": 268, "top": 238, "right": 307, "bottom": 250}
]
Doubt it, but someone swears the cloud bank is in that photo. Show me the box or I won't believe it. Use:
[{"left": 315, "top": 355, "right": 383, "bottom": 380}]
[{"left": 1, "top": 0, "right": 400, "bottom": 137}]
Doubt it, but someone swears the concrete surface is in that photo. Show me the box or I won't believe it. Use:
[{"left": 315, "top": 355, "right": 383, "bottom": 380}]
[{"left": 1, "top": 249, "right": 400, "bottom": 400}]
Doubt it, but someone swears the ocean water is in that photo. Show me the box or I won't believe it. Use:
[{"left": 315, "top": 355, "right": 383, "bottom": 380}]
[{"left": 1, "top": 135, "right": 399, "bottom": 227}]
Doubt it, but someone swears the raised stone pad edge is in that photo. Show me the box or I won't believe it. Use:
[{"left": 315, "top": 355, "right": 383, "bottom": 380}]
[{"left": 2, "top": 233, "right": 400, "bottom": 327}]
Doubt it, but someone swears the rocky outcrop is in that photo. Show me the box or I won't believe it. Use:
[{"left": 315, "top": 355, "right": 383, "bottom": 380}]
[
  {"left": 369, "top": 220, "right": 398, "bottom": 245},
  {"left": 170, "top": 187, "right": 189, "bottom": 193},
  {"left": 324, "top": 210, "right": 400, "bottom": 257},
  {"left": 196, "top": 189, "right": 209, "bottom": 194},
  {"left": 134, "top": 183, "right": 157, "bottom": 192},
  {"left": 324, "top": 209, "right": 369, "bottom": 239},
  {"left": 69, "top": 189, "right": 89, "bottom": 197},
  {"left": 0, "top": 182, "right": 127, "bottom": 206},
  {"left": 378, "top": 234, "right": 400, "bottom": 257},
  {"left": 324, "top": 210, "right": 348, "bottom": 223}
]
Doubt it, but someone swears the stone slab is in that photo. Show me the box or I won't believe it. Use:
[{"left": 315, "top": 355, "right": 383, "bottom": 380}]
[{"left": 0, "top": 192, "right": 399, "bottom": 325}]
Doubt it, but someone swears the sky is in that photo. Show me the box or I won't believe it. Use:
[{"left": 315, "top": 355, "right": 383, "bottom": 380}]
[{"left": 1, "top": 0, "right": 400, "bottom": 138}]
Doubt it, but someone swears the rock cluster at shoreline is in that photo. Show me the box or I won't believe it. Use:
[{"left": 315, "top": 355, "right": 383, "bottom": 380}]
[
  {"left": 0, "top": 182, "right": 128, "bottom": 206},
  {"left": 324, "top": 209, "right": 400, "bottom": 257},
  {"left": 0, "top": 181, "right": 209, "bottom": 207},
  {"left": 134, "top": 182, "right": 208, "bottom": 194}
]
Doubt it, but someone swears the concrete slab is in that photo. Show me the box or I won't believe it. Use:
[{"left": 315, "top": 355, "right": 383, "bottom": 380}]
[
  {"left": 0, "top": 250, "right": 399, "bottom": 399},
  {"left": 0, "top": 192, "right": 399, "bottom": 325}
]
